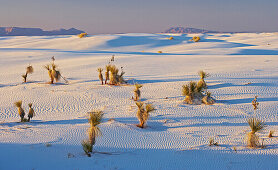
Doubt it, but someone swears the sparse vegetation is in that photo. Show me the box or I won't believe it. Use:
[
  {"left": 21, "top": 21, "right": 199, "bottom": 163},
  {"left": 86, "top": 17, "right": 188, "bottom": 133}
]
[
  {"left": 22, "top": 65, "right": 34, "bottom": 83},
  {"left": 14, "top": 100, "right": 25, "bottom": 122},
  {"left": 133, "top": 84, "right": 143, "bottom": 101},
  {"left": 135, "top": 102, "right": 155, "bottom": 128},
  {"left": 168, "top": 37, "right": 174, "bottom": 40},
  {"left": 82, "top": 110, "right": 103, "bottom": 157},
  {"left": 268, "top": 130, "right": 274, "bottom": 138},
  {"left": 252, "top": 96, "right": 259, "bottom": 110},
  {"left": 247, "top": 118, "right": 265, "bottom": 148},
  {"left": 44, "top": 57, "right": 67, "bottom": 84},
  {"left": 78, "top": 33, "right": 87, "bottom": 38},
  {"left": 191, "top": 36, "right": 200, "bottom": 42},
  {"left": 202, "top": 91, "right": 215, "bottom": 105},
  {"left": 158, "top": 51, "right": 162, "bottom": 53},
  {"left": 208, "top": 137, "right": 218, "bottom": 146},
  {"left": 108, "top": 65, "right": 126, "bottom": 85},
  {"left": 27, "top": 103, "right": 34, "bottom": 122},
  {"left": 104, "top": 65, "right": 111, "bottom": 84},
  {"left": 197, "top": 70, "right": 209, "bottom": 89},
  {"left": 97, "top": 68, "right": 104, "bottom": 85}
]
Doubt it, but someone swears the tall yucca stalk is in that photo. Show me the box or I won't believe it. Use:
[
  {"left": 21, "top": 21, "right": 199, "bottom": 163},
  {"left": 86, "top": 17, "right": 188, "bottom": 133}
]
[
  {"left": 252, "top": 96, "right": 259, "bottom": 110},
  {"left": 22, "top": 65, "right": 34, "bottom": 83},
  {"left": 247, "top": 118, "right": 265, "bottom": 148},
  {"left": 134, "top": 84, "right": 143, "bottom": 101},
  {"left": 27, "top": 103, "right": 34, "bottom": 122},
  {"left": 97, "top": 68, "right": 104, "bottom": 85},
  {"left": 15, "top": 100, "right": 25, "bottom": 122},
  {"left": 104, "top": 65, "right": 110, "bottom": 84},
  {"left": 136, "top": 102, "right": 155, "bottom": 128},
  {"left": 182, "top": 81, "right": 197, "bottom": 104},
  {"left": 197, "top": 70, "right": 209, "bottom": 89},
  {"left": 82, "top": 110, "right": 103, "bottom": 157}
]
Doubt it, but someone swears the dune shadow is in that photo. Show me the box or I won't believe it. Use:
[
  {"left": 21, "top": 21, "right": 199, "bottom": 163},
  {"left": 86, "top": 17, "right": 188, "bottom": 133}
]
[
  {"left": 218, "top": 97, "right": 278, "bottom": 105},
  {"left": 232, "top": 49, "right": 278, "bottom": 55}
]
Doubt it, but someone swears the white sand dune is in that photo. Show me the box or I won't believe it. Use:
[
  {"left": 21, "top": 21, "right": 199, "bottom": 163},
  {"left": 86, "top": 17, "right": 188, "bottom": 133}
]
[{"left": 0, "top": 33, "right": 278, "bottom": 170}]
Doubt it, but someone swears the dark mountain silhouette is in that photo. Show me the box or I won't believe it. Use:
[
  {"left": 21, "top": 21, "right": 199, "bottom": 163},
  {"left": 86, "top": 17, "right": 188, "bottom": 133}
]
[
  {"left": 0, "top": 27, "right": 85, "bottom": 36},
  {"left": 164, "top": 27, "right": 220, "bottom": 33}
]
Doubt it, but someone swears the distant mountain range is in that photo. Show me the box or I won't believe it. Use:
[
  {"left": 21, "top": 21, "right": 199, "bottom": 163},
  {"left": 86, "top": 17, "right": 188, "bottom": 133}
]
[
  {"left": 0, "top": 27, "right": 85, "bottom": 36},
  {"left": 164, "top": 27, "right": 221, "bottom": 33}
]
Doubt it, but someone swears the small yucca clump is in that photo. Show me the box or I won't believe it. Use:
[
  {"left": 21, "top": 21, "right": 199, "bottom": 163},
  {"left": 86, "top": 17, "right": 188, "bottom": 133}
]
[
  {"left": 202, "top": 91, "right": 215, "bottom": 105},
  {"left": 247, "top": 118, "right": 265, "bottom": 148},
  {"left": 97, "top": 68, "right": 104, "bottom": 85},
  {"left": 78, "top": 33, "right": 87, "bottom": 38},
  {"left": 44, "top": 57, "right": 65, "bottom": 84},
  {"left": 197, "top": 70, "right": 209, "bottom": 89},
  {"left": 192, "top": 36, "right": 200, "bottom": 42},
  {"left": 15, "top": 101, "right": 25, "bottom": 122},
  {"left": 135, "top": 102, "right": 155, "bottom": 128},
  {"left": 268, "top": 130, "right": 274, "bottom": 138},
  {"left": 252, "top": 96, "right": 259, "bottom": 110},
  {"left": 22, "top": 65, "right": 34, "bottom": 83},
  {"left": 158, "top": 51, "right": 162, "bottom": 53},
  {"left": 108, "top": 65, "right": 126, "bottom": 85},
  {"left": 208, "top": 137, "right": 218, "bottom": 146},
  {"left": 168, "top": 37, "right": 174, "bottom": 40},
  {"left": 182, "top": 81, "right": 201, "bottom": 104},
  {"left": 82, "top": 110, "right": 103, "bottom": 157},
  {"left": 104, "top": 65, "right": 111, "bottom": 84},
  {"left": 133, "top": 84, "right": 143, "bottom": 101},
  {"left": 27, "top": 103, "right": 34, "bottom": 122}
]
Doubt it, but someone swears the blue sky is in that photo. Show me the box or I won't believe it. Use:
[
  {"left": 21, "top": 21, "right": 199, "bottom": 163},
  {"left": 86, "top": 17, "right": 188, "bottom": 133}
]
[{"left": 1, "top": 0, "right": 277, "bottom": 34}]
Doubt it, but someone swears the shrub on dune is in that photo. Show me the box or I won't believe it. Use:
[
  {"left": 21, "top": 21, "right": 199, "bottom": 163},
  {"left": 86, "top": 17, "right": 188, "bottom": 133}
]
[
  {"left": 197, "top": 70, "right": 209, "bottom": 89},
  {"left": 78, "top": 33, "right": 87, "bottom": 38},
  {"left": 27, "top": 103, "right": 34, "bottom": 122},
  {"left": 108, "top": 65, "right": 126, "bottom": 85},
  {"left": 134, "top": 84, "right": 143, "bottom": 101},
  {"left": 44, "top": 57, "right": 67, "bottom": 84},
  {"left": 82, "top": 110, "right": 103, "bottom": 157},
  {"left": 247, "top": 118, "right": 265, "bottom": 148},
  {"left": 252, "top": 96, "right": 259, "bottom": 110},
  {"left": 97, "top": 68, "right": 104, "bottom": 85},
  {"left": 22, "top": 65, "right": 34, "bottom": 83},
  {"left": 202, "top": 91, "right": 215, "bottom": 105},
  {"left": 14, "top": 100, "right": 25, "bottom": 122},
  {"left": 268, "top": 130, "right": 274, "bottom": 138},
  {"left": 136, "top": 102, "right": 155, "bottom": 128},
  {"left": 182, "top": 81, "right": 199, "bottom": 104},
  {"left": 191, "top": 36, "right": 200, "bottom": 42}
]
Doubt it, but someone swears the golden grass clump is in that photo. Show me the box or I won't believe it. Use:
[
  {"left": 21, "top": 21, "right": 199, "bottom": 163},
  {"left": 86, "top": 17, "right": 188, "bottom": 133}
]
[
  {"left": 108, "top": 65, "right": 126, "bottom": 85},
  {"left": 202, "top": 91, "right": 215, "bottom": 105},
  {"left": 82, "top": 110, "right": 103, "bottom": 157},
  {"left": 197, "top": 70, "right": 209, "bottom": 89},
  {"left": 44, "top": 57, "right": 67, "bottom": 84},
  {"left": 134, "top": 84, "right": 143, "bottom": 101},
  {"left": 14, "top": 100, "right": 25, "bottom": 122},
  {"left": 168, "top": 37, "right": 174, "bottom": 40},
  {"left": 192, "top": 36, "right": 200, "bottom": 42},
  {"left": 135, "top": 102, "right": 155, "bottom": 128},
  {"left": 97, "top": 68, "right": 104, "bottom": 85},
  {"left": 268, "top": 130, "right": 274, "bottom": 138},
  {"left": 27, "top": 103, "right": 34, "bottom": 122},
  {"left": 22, "top": 65, "right": 34, "bottom": 83},
  {"left": 208, "top": 137, "right": 218, "bottom": 146},
  {"left": 252, "top": 96, "right": 259, "bottom": 110},
  {"left": 158, "top": 51, "right": 162, "bottom": 53},
  {"left": 78, "top": 33, "right": 87, "bottom": 38},
  {"left": 247, "top": 118, "right": 265, "bottom": 148}
]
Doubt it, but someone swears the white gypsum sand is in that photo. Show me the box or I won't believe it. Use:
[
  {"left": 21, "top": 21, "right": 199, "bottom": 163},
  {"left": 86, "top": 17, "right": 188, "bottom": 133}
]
[{"left": 0, "top": 33, "right": 278, "bottom": 169}]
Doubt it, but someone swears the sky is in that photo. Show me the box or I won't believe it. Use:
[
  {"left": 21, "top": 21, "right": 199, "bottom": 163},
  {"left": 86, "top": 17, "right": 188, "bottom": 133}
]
[{"left": 0, "top": 0, "right": 277, "bottom": 34}]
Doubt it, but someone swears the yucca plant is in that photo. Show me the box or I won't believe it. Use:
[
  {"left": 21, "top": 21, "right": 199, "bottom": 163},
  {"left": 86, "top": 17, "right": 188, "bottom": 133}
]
[
  {"left": 27, "top": 103, "right": 34, "bottom": 122},
  {"left": 109, "top": 65, "right": 118, "bottom": 85},
  {"left": 44, "top": 58, "right": 61, "bottom": 84},
  {"left": 134, "top": 84, "right": 143, "bottom": 101},
  {"left": 135, "top": 102, "right": 155, "bottom": 128},
  {"left": 78, "top": 33, "right": 87, "bottom": 38},
  {"left": 82, "top": 140, "right": 93, "bottom": 157},
  {"left": 82, "top": 110, "right": 103, "bottom": 156},
  {"left": 97, "top": 68, "right": 104, "bottom": 85},
  {"left": 192, "top": 36, "right": 200, "bottom": 42},
  {"left": 104, "top": 65, "right": 110, "bottom": 84},
  {"left": 197, "top": 70, "right": 209, "bottom": 89},
  {"left": 252, "top": 96, "right": 259, "bottom": 110},
  {"left": 247, "top": 118, "right": 265, "bottom": 148},
  {"left": 15, "top": 100, "right": 25, "bottom": 122},
  {"left": 202, "top": 91, "right": 215, "bottom": 105},
  {"left": 268, "top": 130, "right": 274, "bottom": 138},
  {"left": 22, "top": 65, "right": 34, "bottom": 83},
  {"left": 182, "top": 81, "right": 197, "bottom": 104}
]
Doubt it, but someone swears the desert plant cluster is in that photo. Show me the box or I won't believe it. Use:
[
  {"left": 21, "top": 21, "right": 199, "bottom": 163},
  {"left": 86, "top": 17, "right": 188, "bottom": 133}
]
[
  {"left": 14, "top": 101, "right": 35, "bottom": 122},
  {"left": 182, "top": 71, "right": 215, "bottom": 105}
]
